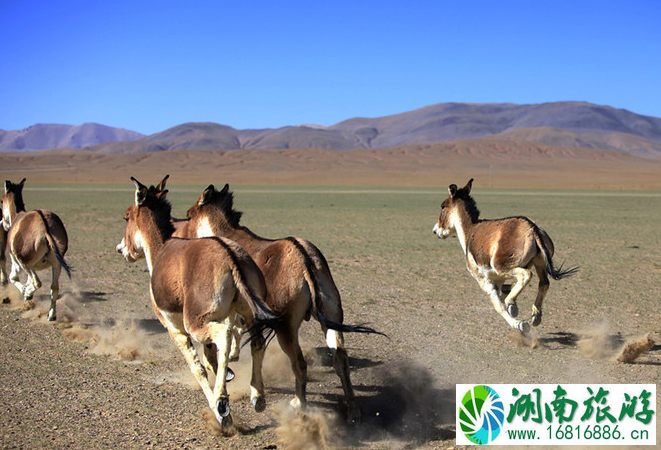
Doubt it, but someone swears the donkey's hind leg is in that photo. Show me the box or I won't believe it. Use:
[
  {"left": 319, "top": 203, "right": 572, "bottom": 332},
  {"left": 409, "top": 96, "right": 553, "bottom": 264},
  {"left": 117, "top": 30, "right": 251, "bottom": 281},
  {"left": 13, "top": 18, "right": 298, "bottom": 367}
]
[
  {"left": 324, "top": 326, "right": 361, "bottom": 424},
  {"left": 276, "top": 325, "right": 307, "bottom": 410},
  {"left": 249, "top": 332, "right": 267, "bottom": 413},
  {"left": 47, "top": 261, "right": 62, "bottom": 321},
  {"left": 501, "top": 268, "right": 532, "bottom": 322},
  {"left": 531, "top": 261, "right": 550, "bottom": 327},
  {"left": 9, "top": 255, "right": 26, "bottom": 300}
]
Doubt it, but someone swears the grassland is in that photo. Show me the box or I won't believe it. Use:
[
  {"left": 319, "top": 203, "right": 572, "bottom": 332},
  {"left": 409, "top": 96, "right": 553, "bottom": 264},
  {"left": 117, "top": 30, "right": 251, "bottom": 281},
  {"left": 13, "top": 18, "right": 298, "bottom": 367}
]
[{"left": 1, "top": 182, "right": 660, "bottom": 449}]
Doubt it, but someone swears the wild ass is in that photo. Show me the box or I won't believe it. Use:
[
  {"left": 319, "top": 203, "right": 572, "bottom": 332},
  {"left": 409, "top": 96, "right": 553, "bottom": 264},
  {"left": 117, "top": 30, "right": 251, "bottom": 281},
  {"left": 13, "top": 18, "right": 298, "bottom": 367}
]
[
  {"left": 432, "top": 179, "right": 577, "bottom": 333},
  {"left": 1, "top": 178, "right": 71, "bottom": 320},
  {"left": 116, "top": 178, "right": 279, "bottom": 429},
  {"left": 177, "top": 181, "right": 385, "bottom": 423}
]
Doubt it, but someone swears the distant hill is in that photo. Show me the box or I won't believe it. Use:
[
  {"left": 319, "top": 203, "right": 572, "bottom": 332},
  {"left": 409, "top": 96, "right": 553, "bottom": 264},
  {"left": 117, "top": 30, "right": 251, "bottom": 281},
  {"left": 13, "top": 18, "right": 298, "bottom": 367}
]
[
  {"left": 3, "top": 102, "right": 661, "bottom": 158},
  {"left": 0, "top": 123, "right": 144, "bottom": 151}
]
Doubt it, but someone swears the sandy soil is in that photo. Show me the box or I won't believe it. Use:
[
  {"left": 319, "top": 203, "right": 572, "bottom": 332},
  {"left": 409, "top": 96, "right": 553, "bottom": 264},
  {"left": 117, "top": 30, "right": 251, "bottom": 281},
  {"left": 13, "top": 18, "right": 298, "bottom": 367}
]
[{"left": 0, "top": 145, "right": 660, "bottom": 449}]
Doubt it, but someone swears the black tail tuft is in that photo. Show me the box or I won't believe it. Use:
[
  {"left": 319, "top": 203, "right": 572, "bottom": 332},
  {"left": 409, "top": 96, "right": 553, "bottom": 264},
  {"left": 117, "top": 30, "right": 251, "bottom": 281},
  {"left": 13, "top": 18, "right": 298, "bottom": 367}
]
[
  {"left": 548, "top": 260, "right": 579, "bottom": 280},
  {"left": 243, "top": 302, "right": 281, "bottom": 350},
  {"left": 243, "top": 318, "right": 278, "bottom": 350},
  {"left": 316, "top": 310, "right": 389, "bottom": 339}
]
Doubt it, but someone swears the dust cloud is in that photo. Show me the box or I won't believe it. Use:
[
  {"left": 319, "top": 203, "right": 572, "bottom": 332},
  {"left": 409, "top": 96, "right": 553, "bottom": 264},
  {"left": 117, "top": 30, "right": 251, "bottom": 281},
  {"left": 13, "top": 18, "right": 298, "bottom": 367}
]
[
  {"left": 576, "top": 321, "right": 655, "bottom": 363},
  {"left": 1, "top": 283, "right": 171, "bottom": 362},
  {"left": 275, "top": 404, "right": 335, "bottom": 450}
]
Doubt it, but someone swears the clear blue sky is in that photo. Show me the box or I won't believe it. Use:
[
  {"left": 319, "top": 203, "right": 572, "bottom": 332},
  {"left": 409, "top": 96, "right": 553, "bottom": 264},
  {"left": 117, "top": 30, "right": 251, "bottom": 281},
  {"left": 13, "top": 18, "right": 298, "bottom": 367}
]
[{"left": 1, "top": 0, "right": 659, "bottom": 135}]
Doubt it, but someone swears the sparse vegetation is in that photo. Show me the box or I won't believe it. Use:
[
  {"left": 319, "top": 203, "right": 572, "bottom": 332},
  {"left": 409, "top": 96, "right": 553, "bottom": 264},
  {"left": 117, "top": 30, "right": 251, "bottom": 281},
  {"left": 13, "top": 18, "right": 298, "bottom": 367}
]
[{"left": 1, "top": 183, "right": 660, "bottom": 449}]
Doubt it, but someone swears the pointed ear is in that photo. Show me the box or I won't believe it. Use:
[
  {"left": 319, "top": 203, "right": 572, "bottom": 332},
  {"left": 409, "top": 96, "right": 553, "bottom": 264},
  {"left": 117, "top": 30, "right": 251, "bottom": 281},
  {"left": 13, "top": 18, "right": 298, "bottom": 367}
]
[
  {"left": 131, "top": 177, "right": 148, "bottom": 206},
  {"left": 4, "top": 181, "right": 10, "bottom": 194},
  {"left": 464, "top": 178, "right": 474, "bottom": 193},
  {"left": 19, "top": 178, "right": 26, "bottom": 187},
  {"left": 155, "top": 189, "right": 169, "bottom": 200},
  {"left": 199, "top": 185, "right": 215, "bottom": 206},
  {"left": 448, "top": 184, "right": 458, "bottom": 198},
  {"left": 221, "top": 183, "right": 229, "bottom": 194},
  {"left": 156, "top": 174, "right": 169, "bottom": 192}
]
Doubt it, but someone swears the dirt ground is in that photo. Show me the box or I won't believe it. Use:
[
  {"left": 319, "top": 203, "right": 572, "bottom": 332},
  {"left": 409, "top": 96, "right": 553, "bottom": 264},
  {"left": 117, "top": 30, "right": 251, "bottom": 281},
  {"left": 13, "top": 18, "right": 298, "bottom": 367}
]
[{"left": 0, "top": 154, "right": 660, "bottom": 449}]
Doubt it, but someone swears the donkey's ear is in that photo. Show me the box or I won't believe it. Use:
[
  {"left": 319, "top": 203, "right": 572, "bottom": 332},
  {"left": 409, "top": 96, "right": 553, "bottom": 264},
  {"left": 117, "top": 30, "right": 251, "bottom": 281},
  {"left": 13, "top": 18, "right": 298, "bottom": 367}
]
[
  {"left": 131, "top": 177, "right": 148, "bottom": 206},
  {"left": 448, "top": 184, "right": 458, "bottom": 197},
  {"left": 155, "top": 189, "right": 169, "bottom": 200},
  {"left": 156, "top": 174, "right": 169, "bottom": 192},
  {"left": 135, "top": 186, "right": 149, "bottom": 206},
  {"left": 4, "top": 181, "right": 10, "bottom": 193},
  {"left": 221, "top": 183, "right": 229, "bottom": 194},
  {"left": 199, "top": 185, "right": 215, "bottom": 206},
  {"left": 464, "top": 178, "right": 474, "bottom": 193},
  {"left": 19, "top": 178, "right": 26, "bottom": 187}
]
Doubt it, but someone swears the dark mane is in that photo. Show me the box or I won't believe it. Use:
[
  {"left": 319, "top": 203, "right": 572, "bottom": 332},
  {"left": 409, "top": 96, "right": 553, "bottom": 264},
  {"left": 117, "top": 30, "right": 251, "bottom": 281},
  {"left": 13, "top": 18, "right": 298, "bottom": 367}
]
[
  {"left": 216, "top": 187, "right": 243, "bottom": 228},
  {"left": 455, "top": 187, "right": 481, "bottom": 223},
  {"left": 145, "top": 186, "right": 175, "bottom": 238}
]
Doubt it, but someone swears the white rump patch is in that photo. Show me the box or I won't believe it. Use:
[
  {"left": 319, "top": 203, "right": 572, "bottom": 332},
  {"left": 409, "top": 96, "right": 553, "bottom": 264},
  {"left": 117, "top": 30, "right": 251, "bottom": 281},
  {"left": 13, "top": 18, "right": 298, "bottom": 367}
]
[{"left": 325, "top": 329, "right": 340, "bottom": 350}]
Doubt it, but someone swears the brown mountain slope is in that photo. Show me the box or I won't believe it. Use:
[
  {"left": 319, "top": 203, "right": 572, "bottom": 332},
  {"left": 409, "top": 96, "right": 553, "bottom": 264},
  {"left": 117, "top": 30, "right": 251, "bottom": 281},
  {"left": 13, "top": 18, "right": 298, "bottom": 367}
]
[{"left": 1, "top": 137, "right": 659, "bottom": 189}]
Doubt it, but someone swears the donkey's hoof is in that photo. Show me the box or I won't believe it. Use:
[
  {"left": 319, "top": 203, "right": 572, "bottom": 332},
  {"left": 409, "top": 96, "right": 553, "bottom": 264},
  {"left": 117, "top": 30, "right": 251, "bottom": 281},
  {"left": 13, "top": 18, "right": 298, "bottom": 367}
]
[
  {"left": 252, "top": 396, "right": 266, "bottom": 413},
  {"left": 517, "top": 321, "right": 530, "bottom": 334},
  {"left": 216, "top": 397, "right": 231, "bottom": 418},
  {"left": 47, "top": 314, "right": 56, "bottom": 322},
  {"left": 507, "top": 303, "right": 519, "bottom": 318},
  {"left": 347, "top": 402, "right": 362, "bottom": 425},
  {"left": 225, "top": 368, "right": 235, "bottom": 382},
  {"left": 218, "top": 412, "right": 233, "bottom": 430},
  {"left": 531, "top": 313, "right": 542, "bottom": 327}
]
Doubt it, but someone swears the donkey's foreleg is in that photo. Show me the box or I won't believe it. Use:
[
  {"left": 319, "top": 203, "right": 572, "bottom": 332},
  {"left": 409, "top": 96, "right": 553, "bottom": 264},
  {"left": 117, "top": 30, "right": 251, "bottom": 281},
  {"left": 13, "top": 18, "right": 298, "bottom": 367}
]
[
  {"left": 480, "top": 278, "right": 530, "bottom": 333},
  {"left": 167, "top": 329, "right": 215, "bottom": 409},
  {"left": 208, "top": 318, "right": 234, "bottom": 428}
]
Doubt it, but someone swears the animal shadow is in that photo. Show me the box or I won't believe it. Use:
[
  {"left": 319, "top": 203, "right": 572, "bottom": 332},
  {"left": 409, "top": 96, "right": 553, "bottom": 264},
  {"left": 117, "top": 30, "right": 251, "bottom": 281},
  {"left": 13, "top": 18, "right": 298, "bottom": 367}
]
[{"left": 351, "top": 361, "right": 455, "bottom": 445}]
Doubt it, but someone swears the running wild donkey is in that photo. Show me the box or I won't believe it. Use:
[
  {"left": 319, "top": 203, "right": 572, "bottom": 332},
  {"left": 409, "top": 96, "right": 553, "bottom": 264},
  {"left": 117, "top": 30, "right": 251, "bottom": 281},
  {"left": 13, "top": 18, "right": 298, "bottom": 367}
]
[
  {"left": 432, "top": 179, "right": 577, "bottom": 333},
  {"left": 177, "top": 180, "right": 386, "bottom": 423},
  {"left": 116, "top": 178, "right": 279, "bottom": 431},
  {"left": 1, "top": 178, "right": 71, "bottom": 321}
]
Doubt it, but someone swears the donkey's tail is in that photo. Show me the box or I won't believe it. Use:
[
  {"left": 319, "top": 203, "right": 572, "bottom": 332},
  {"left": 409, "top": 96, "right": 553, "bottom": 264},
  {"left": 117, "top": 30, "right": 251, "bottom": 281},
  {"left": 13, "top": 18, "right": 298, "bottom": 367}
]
[
  {"left": 218, "top": 239, "right": 279, "bottom": 346},
  {"left": 36, "top": 210, "right": 72, "bottom": 279},
  {"left": 533, "top": 227, "right": 578, "bottom": 281},
  {"left": 290, "top": 238, "right": 388, "bottom": 338}
]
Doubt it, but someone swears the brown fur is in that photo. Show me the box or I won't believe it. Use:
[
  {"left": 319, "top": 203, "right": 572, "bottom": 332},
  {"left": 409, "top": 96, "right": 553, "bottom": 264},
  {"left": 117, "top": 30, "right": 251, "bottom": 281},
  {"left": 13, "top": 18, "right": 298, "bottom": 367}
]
[
  {"left": 175, "top": 180, "right": 382, "bottom": 423},
  {"left": 117, "top": 177, "right": 278, "bottom": 430},
  {"left": 433, "top": 178, "right": 577, "bottom": 332},
  {"left": 1, "top": 178, "right": 70, "bottom": 321}
]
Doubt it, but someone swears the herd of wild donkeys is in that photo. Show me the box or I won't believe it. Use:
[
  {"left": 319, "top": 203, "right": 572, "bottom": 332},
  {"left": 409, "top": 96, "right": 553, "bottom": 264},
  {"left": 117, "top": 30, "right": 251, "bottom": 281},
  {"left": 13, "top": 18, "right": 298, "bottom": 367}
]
[{"left": 1, "top": 176, "right": 576, "bottom": 431}]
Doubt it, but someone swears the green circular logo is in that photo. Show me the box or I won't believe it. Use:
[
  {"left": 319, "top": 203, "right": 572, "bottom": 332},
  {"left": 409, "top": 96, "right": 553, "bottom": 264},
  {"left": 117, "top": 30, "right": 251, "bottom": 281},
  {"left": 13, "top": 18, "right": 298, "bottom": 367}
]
[{"left": 459, "top": 385, "right": 505, "bottom": 444}]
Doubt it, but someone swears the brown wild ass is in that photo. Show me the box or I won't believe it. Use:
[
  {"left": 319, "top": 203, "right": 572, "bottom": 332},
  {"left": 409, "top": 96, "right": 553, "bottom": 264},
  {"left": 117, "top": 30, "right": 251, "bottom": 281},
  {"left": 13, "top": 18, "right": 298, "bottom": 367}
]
[
  {"left": 116, "top": 177, "right": 279, "bottom": 430},
  {"left": 432, "top": 179, "right": 577, "bottom": 333},
  {"left": 1, "top": 178, "right": 71, "bottom": 321},
  {"left": 175, "top": 180, "right": 385, "bottom": 423}
]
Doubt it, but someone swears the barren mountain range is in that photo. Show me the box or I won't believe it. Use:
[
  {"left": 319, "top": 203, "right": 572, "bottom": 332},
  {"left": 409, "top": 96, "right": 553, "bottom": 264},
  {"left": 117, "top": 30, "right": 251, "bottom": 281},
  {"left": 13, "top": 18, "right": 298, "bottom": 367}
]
[{"left": 3, "top": 102, "right": 661, "bottom": 159}]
